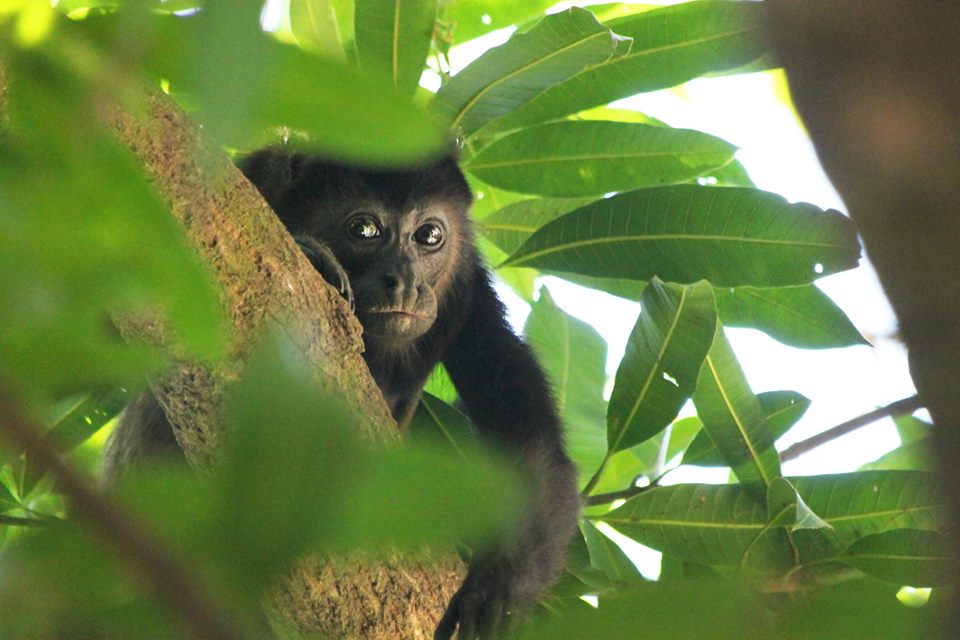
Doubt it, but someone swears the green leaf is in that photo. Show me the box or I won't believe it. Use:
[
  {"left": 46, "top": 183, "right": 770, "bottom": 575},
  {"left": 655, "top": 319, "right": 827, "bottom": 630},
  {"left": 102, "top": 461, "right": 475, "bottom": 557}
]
[
  {"left": 601, "top": 483, "right": 790, "bottom": 566},
  {"left": 716, "top": 285, "right": 868, "bottom": 349},
  {"left": 0, "top": 50, "right": 222, "bottom": 401},
  {"left": 502, "top": 186, "right": 861, "bottom": 288},
  {"left": 792, "top": 471, "right": 950, "bottom": 549},
  {"left": 519, "top": 582, "right": 768, "bottom": 640},
  {"left": 841, "top": 529, "right": 955, "bottom": 587},
  {"left": 440, "top": 0, "right": 557, "bottom": 45},
  {"left": 85, "top": 7, "right": 445, "bottom": 164},
  {"left": 464, "top": 121, "right": 737, "bottom": 196},
  {"left": 215, "top": 335, "right": 519, "bottom": 594},
  {"left": 492, "top": 1, "right": 769, "bottom": 131},
  {"left": 45, "top": 387, "right": 131, "bottom": 453},
  {"left": 408, "top": 392, "right": 476, "bottom": 456},
  {"left": 580, "top": 521, "right": 645, "bottom": 582},
  {"left": 355, "top": 0, "right": 436, "bottom": 97},
  {"left": 481, "top": 197, "right": 596, "bottom": 254},
  {"left": 860, "top": 438, "right": 935, "bottom": 472},
  {"left": 766, "top": 477, "right": 830, "bottom": 531},
  {"left": 602, "top": 471, "right": 950, "bottom": 567},
  {"left": 693, "top": 325, "right": 781, "bottom": 494},
  {"left": 524, "top": 288, "right": 609, "bottom": 486},
  {"left": 780, "top": 579, "right": 945, "bottom": 640},
  {"left": 288, "top": 0, "right": 347, "bottom": 59},
  {"left": 683, "top": 391, "right": 810, "bottom": 467},
  {"left": 433, "top": 7, "right": 631, "bottom": 137},
  {"left": 607, "top": 279, "right": 716, "bottom": 453}
]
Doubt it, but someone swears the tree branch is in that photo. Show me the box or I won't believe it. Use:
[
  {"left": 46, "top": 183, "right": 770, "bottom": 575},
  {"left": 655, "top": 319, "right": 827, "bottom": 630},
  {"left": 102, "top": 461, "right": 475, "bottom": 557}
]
[{"left": 780, "top": 395, "right": 923, "bottom": 463}]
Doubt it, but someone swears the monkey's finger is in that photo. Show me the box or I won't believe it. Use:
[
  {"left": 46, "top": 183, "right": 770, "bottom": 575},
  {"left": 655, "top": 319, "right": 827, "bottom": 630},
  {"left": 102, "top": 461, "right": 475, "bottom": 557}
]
[
  {"left": 434, "top": 592, "right": 462, "bottom": 640},
  {"left": 456, "top": 590, "right": 485, "bottom": 640},
  {"left": 478, "top": 597, "right": 505, "bottom": 640}
]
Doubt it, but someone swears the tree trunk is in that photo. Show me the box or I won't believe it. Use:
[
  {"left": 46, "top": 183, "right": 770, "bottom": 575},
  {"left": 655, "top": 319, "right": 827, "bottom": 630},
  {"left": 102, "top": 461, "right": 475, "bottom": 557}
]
[
  {"left": 100, "top": 89, "right": 463, "bottom": 636},
  {"left": 763, "top": 2, "right": 960, "bottom": 633}
]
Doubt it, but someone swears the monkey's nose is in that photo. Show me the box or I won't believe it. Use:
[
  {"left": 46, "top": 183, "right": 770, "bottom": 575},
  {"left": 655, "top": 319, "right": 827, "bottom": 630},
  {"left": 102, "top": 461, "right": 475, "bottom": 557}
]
[{"left": 382, "top": 273, "right": 399, "bottom": 289}]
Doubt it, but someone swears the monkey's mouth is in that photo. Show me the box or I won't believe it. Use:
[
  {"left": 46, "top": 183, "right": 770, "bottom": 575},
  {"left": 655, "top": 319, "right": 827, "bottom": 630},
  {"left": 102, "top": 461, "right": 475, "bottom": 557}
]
[
  {"left": 359, "top": 308, "right": 436, "bottom": 342},
  {"left": 367, "top": 308, "right": 429, "bottom": 320}
]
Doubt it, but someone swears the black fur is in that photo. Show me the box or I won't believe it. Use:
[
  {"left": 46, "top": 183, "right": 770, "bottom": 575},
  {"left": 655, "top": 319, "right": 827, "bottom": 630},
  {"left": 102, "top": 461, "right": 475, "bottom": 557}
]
[{"left": 105, "top": 149, "right": 580, "bottom": 639}]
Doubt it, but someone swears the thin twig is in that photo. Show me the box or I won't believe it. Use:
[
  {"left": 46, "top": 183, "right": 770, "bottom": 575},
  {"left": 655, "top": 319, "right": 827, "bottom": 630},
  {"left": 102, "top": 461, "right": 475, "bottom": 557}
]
[
  {"left": 780, "top": 394, "right": 923, "bottom": 463},
  {"left": 585, "top": 471, "right": 668, "bottom": 507},
  {"left": 0, "top": 389, "right": 255, "bottom": 640},
  {"left": 0, "top": 513, "right": 49, "bottom": 527}
]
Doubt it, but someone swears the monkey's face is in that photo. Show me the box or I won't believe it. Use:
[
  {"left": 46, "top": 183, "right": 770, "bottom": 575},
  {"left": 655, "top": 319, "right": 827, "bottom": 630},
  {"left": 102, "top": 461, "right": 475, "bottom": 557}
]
[{"left": 319, "top": 198, "right": 463, "bottom": 348}]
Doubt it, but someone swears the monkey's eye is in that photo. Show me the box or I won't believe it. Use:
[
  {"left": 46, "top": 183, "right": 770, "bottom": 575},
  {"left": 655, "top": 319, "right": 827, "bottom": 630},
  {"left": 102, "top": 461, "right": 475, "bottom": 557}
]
[
  {"left": 347, "top": 215, "right": 382, "bottom": 239},
  {"left": 414, "top": 222, "right": 444, "bottom": 247}
]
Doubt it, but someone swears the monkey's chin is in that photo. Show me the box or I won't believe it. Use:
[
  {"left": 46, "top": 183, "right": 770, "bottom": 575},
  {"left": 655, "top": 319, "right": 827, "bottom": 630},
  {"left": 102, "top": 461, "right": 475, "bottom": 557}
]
[{"left": 359, "top": 310, "right": 435, "bottom": 344}]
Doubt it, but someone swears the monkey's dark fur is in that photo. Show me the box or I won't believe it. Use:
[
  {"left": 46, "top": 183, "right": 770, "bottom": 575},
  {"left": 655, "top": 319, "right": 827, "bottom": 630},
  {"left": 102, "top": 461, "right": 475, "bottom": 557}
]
[{"left": 104, "top": 149, "right": 580, "bottom": 639}]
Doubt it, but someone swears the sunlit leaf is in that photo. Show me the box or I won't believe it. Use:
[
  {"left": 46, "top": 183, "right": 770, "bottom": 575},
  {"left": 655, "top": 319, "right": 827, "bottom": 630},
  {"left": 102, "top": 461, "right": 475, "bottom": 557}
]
[
  {"left": 433, "top": 7, "right": 631, "bottom": 137},
  {"left": 607, "top": 279, "right": 716, "bottom": 454},
  {"left": 408, "top": 392, "right": 476, "bottom": 456},
  {"left": 602, "top": 471, "right": 949, "bottom": 568},
  {"left": 766, "top": 477, "right": 830, "bottom": 531},
  {"left": 580, "top": 521, "right": 644, "bottom": 583},
  {"left": 493, "top": 1, "right": 769, "bottom": 131},
  {"left": 693, "top": 324, "right": 781, "bottom": 494},
  {"left": 683, "top": 391, "right": 810, "bottom": 467},
  {"left": 502, "top": 186, "right": 861, "bottom": 288},
  {"left": 480, "top": 196, "right": 596, "bottom": 254},
  {"left": 524, "top": 288, "right": 609, "bottom": 486},
  {"left": 464, "top": 121, "right": 736, "bottom": 196},
  {"left": 601, "top": 482, "right": 790, "bottom": 567},
  {"left": 289, "top": 0, "right": 346, "bottom": 59},
  {"left": 355, "top": 0, "right": 436, "bottom": 97},
  {"left": 440, "top": 0, "right": 557, "bottom": 45},
  {"left": 716, "top": 285, "right": 868, "bottom": 349},
  {"left": 0, "top": 49, "right": 222, "bottom": 401},
  {"left": 82, "top": 6, "right": 445, "bottom": 163}
]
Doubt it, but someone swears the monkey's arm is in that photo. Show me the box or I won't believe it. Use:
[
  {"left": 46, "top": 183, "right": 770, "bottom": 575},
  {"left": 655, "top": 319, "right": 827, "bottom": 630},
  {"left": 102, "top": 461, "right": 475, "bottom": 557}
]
[{"left": 437, "top": 272, "right": 580, "bottom": 640}]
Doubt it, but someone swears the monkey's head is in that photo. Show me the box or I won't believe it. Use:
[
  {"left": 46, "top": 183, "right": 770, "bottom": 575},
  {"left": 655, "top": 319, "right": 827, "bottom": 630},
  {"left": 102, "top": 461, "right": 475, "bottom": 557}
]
[{"left": 240, "top": 149, "right": 474, "bottom": 349}]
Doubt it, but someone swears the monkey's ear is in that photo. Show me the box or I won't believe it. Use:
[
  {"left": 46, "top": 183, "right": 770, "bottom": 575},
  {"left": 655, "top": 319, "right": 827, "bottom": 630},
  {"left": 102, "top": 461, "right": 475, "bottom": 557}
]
[{"left": 237, "top": 148, "right": 306, "bottom": 207}]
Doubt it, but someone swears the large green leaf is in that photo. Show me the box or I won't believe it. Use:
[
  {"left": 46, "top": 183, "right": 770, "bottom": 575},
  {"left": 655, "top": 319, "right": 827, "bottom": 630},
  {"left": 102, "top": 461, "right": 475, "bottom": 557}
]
[
  {"left": 607, "top": 279, "right": 716, "bottom": 454},
  {"left": 683, "top": 391, "right": 810, "bottom": 467},
  {"left": 288, "top": 0, "right": 348, "bottom": 59},
  {"left": 601, "top": 483, "right": 788, "bottom": 566},
  {"left": 580, "top": 521, "right": 645, "bottom": 583},
  {"left": 716, "top": 285, "right": 868, "bottom": 349},
  {"left": 840, "top": 529, "right": 955, "bottom": 587},
  {"left": 0, "top": 49, "right": 222, "bottom": 401},
  {"left": 524, "top": 288, "right": 609, "bottom": 486},
  {"left": 354, "top": 0, "right": 436, "bottom": 97},
  {"left": 432, "top": 7, "right": 631, "bottom": 137},
  {"left": 601, "top": 471, "right": 950, "bottom": 567},
  {"left": 519, "top": 583, "right": 769, "bottom": 640},
  {"left": 83, "top": 5, "right": 444, "bottom": 163},
  {"left": 440, "top": 0, "right": 557, "bottom": 45},
  {"left": 408, "top": 392, "right": 477, "bottom": 456},
  {"left": 492, "top": 1, "right": 769, "bottom": 131},
  {"left": 464, "top": 121, "right": 736, "bottom": 196},
  {"left": 481, "top": 197, "right": 596, "bottom": 254},
  {"left": 693, "top": 325, "right": 781, "bottom": 494},
  {"left": 501, "top": 186, "right": 861, "bottom": 288},
  {"left": 792, "top": 471, "right": 950, "bottom": 549}
]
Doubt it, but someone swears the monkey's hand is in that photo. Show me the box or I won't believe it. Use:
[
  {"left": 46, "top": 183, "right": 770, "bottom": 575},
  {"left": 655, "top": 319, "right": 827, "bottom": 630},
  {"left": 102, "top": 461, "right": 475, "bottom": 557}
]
[
  {"left": 434, "top": 557, "right": 524, "bottom": 640},
  {"left": 294, "top": 235, "right": 354, "bottom": 312}
]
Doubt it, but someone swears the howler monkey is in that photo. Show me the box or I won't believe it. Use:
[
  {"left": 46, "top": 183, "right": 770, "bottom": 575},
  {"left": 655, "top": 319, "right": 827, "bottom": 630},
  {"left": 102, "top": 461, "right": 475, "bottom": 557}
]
[{"left": 105, "top": 149, "right": 580, "bottom": 639}]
